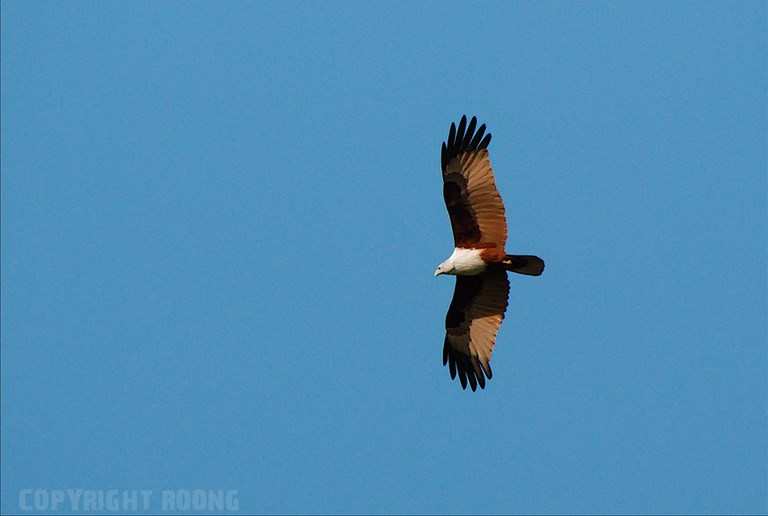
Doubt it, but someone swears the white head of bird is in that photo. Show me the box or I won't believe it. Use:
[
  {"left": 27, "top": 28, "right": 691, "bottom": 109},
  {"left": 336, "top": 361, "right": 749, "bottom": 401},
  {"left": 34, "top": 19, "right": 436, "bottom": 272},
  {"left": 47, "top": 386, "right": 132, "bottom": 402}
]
[{"left": 434, "top": 248, "right": 487, "bottom": 277}]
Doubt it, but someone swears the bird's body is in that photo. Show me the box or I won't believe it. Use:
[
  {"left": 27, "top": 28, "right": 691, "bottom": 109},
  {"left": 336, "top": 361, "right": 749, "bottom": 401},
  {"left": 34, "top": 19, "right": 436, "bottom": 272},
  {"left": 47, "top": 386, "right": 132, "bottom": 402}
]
[{"left": 435, "top": 115, "right": 544, "bottom": 391}]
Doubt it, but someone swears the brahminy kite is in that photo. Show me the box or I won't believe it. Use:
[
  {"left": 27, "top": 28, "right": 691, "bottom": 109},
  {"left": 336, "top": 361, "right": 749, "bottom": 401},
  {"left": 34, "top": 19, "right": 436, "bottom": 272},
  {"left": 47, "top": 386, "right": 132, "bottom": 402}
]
[{"left": 435, "top": 115, "right": 544, "bottom": 391}]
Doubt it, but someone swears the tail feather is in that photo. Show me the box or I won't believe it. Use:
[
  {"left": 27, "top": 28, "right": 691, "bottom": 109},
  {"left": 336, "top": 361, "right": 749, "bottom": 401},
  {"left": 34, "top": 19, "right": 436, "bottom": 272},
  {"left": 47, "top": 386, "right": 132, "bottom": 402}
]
[{"left": 502, "top": 255, "right": 545, "bottom": 276}]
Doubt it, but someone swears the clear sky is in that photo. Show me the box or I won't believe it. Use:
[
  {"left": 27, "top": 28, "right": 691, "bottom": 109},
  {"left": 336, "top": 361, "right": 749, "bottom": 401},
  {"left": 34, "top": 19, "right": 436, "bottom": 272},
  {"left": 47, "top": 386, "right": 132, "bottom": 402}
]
[{"left": 2, "top": 2, "right": 766, "bottom": 514}]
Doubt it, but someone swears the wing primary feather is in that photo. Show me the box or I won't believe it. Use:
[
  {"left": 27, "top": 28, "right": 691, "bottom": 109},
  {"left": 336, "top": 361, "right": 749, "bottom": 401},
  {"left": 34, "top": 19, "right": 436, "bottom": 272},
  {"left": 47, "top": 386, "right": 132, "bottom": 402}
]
[
  {"left": 441, "top": 142, "right": 447, "bottom": 172},
  {"left": 448, "top": 123, "right": 456, "bottom": 150},
  {"left": 469, "top": 124, "right": 486, "bottom": 149},
  {"left": 472, "top": 358, "right": 485, "bottom": 387},
  {"left": 476, "top": 365, "right": 486, "bottom": 389},
  {"left": 479, "top": 133, "right": 492, "bottom": 150},
  {"left": 467, "top": 367, "right": 478, "bottom": 391},
  {"left": 463, "top": 116, "right": 477, "bottom": 148},
  {"left": 458, "top": 366, "right": 468, "bottom": 390},
  {"left": 455, "top": 115, "right": 467, "bottom": 150}
]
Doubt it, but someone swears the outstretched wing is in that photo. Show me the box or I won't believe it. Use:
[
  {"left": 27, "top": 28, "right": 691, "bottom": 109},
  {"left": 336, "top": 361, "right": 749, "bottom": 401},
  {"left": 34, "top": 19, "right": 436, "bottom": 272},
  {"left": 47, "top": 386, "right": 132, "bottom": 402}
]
[
  {"left": 441, "top": 115, "right": 507, "bottom": 253},
  {"left": 443, "top": 269, "right": 510, "bottom": 391}
]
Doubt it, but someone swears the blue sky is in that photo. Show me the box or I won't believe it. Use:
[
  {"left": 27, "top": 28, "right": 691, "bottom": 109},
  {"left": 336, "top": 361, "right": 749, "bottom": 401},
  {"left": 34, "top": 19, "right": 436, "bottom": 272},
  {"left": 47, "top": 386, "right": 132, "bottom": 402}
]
[{"left": 1, "top": 2, "right": 766, "bottom": 514}]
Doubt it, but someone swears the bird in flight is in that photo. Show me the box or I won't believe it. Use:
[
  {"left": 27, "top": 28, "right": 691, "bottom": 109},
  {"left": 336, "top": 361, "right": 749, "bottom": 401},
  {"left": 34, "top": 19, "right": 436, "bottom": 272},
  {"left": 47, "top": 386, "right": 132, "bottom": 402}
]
[{"left": 435, "top": 115, "right": 544, "bottom": 391}]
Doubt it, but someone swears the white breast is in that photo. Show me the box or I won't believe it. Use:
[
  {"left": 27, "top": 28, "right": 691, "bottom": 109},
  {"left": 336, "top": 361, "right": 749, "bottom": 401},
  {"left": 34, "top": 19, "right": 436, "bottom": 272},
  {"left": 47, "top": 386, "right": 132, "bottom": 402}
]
[{"left": 449, "top": 248, "right": 487, "bottom": 275}]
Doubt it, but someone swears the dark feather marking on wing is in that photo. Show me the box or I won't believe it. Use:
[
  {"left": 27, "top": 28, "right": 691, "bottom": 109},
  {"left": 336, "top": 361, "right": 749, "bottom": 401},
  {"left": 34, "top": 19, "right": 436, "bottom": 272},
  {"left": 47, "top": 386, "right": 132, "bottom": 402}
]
[
  {"left": 476, "top": 364, "right": 486, "bottom": 389},
  {"left": 462, "top": 116, "right": 477, "bottom": 148},
  {"left": 479, "top": 133, "right": 492, "bottom": 150},
  {"left": 443, "top": 175, "right": 482, "bottom": 245},
  {"left": 441, "top": 115, "right": 492, "bottom": 174},
  {"left": 445, "top": 275, "right": 483, "bottom": 328},
  {"left": 441, "top": 142, "right": 447, "bottom": 173},
  {"left": 482, "top": 361, "right": 493, "bottom": 379},
  {"left": 466, "top": 362, "right": 478, "bottom": 391},
  {"left": 469, "top": 123, "right": 486, "bottom": 149},
  {"left": 458, "top": 366, "right": 468, "bottom": 390},
  {"left": 443, "top": 338, "right": 488, "bottom": 392},
  {"left": 455, "top": 115, "right": 467, "bottom": 152}
]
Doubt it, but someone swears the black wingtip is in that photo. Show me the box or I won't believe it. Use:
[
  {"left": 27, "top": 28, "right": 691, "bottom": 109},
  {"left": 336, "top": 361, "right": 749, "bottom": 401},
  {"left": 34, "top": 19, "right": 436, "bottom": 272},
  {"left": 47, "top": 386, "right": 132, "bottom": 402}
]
[
  {"left": 440, "top": 142, "right": 447, "bottom": 172},
  {"left": 442, "top": 116, "right": 492, "bottom": 172},
  {"left": 456, "top": 116, "right": 467, "bottom": 149},
  {"left": 443, "top": 344, "right": 493, "bottom": 392},
  {"left": 477, "top": 370, "right": 486, "bottom": 390},
  {"left": 467, "top": 371, "right": 478, "bottom": 391},
  {"left": 463, "top": 116, "right": 477, "bottom": 147},
  {"left": 469, "top": 123, "right": 486, "bottom": 148},
  {"left": 458, "top": 368, "right": 468, "bottom": 389}
]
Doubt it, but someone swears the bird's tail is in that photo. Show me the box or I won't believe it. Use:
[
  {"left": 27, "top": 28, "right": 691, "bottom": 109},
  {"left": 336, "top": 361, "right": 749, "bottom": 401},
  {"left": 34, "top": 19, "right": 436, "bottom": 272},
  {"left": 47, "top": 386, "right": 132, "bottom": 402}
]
[{"left": 501, "top": 255, "right": 545, "bottom": 276}]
